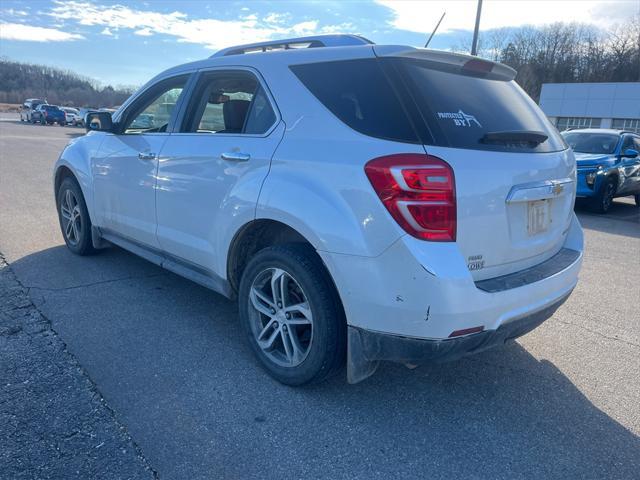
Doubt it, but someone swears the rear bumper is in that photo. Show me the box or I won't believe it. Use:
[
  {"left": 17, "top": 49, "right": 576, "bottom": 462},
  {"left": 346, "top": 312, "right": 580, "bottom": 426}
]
[{"left": 347, "top": 292, "right": 569, "bottom": 383}]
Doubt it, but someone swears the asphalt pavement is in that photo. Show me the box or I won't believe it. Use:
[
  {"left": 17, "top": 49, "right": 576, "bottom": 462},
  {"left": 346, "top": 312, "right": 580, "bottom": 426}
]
[{"left": 1, "top": 117, "right": 639, "bottom": 479}]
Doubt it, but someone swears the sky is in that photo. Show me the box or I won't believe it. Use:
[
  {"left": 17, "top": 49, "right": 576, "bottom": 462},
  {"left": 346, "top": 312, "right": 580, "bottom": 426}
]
[{"left": 0, "top": 0, "right": 638, "bottom": 87}]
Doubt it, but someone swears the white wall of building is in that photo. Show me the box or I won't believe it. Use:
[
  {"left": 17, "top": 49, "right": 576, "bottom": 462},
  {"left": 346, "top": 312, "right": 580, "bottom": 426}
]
[{"left": 539, "top": 82, "right": 640, "bottom": 132}]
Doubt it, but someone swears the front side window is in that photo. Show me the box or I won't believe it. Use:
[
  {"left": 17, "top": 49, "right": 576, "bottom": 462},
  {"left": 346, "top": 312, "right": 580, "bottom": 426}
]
[
  {"left": 122, "top": 75, "right": 188, "bottom": 134},
  {"left": 181, "top": 70, "right": 276, "bottom": 134},
  {"left": 621, "top": 136, "right": 635, "bottom": 152}
]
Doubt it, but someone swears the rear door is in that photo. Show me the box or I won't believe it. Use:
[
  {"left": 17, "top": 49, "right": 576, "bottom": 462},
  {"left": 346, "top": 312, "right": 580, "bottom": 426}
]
[
  {"left": 385, "top": 51, "right": 574, "bottom": 279},
  {"left": 155, "top": 68, "right": 283, "bottom": 274}
]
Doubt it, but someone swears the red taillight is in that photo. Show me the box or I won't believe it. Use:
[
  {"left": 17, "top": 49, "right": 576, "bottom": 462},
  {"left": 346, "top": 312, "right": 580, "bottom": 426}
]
[{"left": 364, "top": 154, "right": 456, "bottom": 241}]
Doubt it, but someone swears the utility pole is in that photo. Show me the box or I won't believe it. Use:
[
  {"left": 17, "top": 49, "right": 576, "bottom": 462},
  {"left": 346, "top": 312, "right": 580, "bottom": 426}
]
[{"left": 470, "top": 0, "right": 483, "bottom": 56}]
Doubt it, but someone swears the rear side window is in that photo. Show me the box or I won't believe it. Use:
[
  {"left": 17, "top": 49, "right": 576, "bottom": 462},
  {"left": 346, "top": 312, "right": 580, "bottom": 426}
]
[
  {"left": 395, "top": 58, "right": 566, "bottom": 153},
  {"left": 290, "top": 59, "right": 419, "bottom": 144},
  {"left": 181, "top": 70, "right": 276, "bottom": 135}
]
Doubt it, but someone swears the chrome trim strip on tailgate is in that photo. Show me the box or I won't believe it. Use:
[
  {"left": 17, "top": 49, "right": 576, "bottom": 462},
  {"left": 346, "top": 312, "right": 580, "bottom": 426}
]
[
  {"left": 506, "top": 178, "right": 574, "bottom": 203},
  {"left": 475, "top": 248, "right": 581, "bottom": 293}
]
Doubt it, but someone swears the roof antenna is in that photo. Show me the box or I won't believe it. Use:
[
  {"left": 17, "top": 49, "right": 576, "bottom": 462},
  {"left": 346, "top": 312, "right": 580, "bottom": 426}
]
[{"left": 424, "top": 11, "right": 446, "bottom": 48}]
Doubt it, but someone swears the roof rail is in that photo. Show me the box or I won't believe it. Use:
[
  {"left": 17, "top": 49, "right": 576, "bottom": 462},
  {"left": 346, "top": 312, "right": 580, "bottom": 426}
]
[{"left": 211, "top": 34, "right": 374, "bottom": 57}]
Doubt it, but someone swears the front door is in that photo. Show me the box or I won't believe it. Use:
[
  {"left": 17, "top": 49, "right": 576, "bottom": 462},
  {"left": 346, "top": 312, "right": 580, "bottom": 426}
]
[
  {"left": 92, "top": 74, "right": 190, "bottom": 248},
  {"left": 155, "top": 68, "right": 283, "bottom": 276},
  {"left": 618, "top": 135, "right": 640, "bottom": 195}
]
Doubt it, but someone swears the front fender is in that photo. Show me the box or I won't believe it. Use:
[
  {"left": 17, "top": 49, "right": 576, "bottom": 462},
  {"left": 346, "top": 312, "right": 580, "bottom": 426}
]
[{"left": 53, "top": 132, "right": 105, "bottom": 222}]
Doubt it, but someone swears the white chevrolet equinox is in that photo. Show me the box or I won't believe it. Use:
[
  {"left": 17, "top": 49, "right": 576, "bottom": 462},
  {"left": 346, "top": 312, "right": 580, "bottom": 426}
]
[{"left": 53, "top": 35, "right": 584, "bottom": 385}]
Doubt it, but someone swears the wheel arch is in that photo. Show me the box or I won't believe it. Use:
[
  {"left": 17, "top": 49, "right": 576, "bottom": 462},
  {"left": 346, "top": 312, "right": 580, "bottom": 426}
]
[{"left": 227, "top": 219, "right": 314, "bottom": 293}]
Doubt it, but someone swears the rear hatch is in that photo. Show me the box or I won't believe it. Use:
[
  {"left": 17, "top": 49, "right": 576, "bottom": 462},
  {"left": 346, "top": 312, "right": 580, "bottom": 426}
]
[{"left": 378, "top": 47, "right": 575, "bottom": 280}]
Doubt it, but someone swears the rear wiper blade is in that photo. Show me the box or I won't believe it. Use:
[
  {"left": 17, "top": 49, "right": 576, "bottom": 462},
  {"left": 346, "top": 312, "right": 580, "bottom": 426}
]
[{"left": 481, "top": 130, "right": 548, "bottom": 146}]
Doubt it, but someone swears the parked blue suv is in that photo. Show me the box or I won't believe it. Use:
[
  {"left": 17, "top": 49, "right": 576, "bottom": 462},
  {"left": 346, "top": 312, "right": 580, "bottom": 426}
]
[{"left": 562, "top": 129, "right": 640, "bottom": 213}]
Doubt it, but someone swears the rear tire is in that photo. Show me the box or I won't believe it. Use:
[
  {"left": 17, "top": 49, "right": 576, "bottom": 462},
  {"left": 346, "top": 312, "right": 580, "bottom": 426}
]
[
  {"left": 238, "top": 244, "right": 346, "bottom": 386},
  {"left": 592, "top": 177, "right": 616, "bottom": 214},
  {"left": 56, "top": 177, "right": 97, "bottom": 256}
]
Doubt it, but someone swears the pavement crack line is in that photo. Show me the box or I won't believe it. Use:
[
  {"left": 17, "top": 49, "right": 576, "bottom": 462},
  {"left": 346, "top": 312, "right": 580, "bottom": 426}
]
[
  {"left": 553, "top": 318, "right": 640, "bottom": 349},
  {"left": 24, "top": 272, "right": 169, "bottom": 293},
  {"left": 0, "top": 250, "right": 160, "bottom": 479}
]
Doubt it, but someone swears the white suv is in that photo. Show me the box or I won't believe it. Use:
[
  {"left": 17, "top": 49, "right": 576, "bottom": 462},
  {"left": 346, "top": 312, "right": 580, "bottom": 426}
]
[{"left": 53, "top": 34, "right": 583, "bottom": 385}]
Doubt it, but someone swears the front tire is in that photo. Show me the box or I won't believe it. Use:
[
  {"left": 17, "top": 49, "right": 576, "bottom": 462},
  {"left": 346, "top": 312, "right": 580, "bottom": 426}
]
[
  {"left": 56, "top": 177, "right": 96, "bottom": 255},
  {"left": 238, "top": 244, "right": 346, "bottom": 386},
  {"left": 592, "top": 177, "right": 616, "bottom": 213}
]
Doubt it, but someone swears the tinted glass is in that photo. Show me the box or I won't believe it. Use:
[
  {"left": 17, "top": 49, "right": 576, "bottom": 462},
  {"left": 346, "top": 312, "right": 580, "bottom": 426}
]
[
  {"left": 562, "top": 132, "right": 619, "bottom": 154},
  {"left": 395, "top": 58, "right": 566, "bottom": 153},
  {"left": 244, "top": 87, "right": 277, "bottom": 134},
  {"left": 621, "top": 135, "right": 635, "bottom": 152},
  {"left": 290, "top": 59, "right": 419, "bottom": 144},
  {"left": 43, "top": 105, "right": 60, "bottom": 111},
  {"left": 181, "top": 71, "right": 258, "bottom": 133}
]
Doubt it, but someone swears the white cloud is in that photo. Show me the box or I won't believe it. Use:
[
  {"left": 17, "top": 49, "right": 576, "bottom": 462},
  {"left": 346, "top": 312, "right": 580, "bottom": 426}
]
[
  {"left": 264, "top": 12, "right": 290, "bottom": 25},
  {"left": 47, "top": 1, "right": 345, "bottom": 50},
  {"left": 3, "top": 8, "right": 29, "bottom": 17},
  {"left": 0, "top": 22, "right": 84, "bottom": 42},
  {"left": 376, "top": 0, "right": 638, "bottom": 33},
  {"left": 291, "top": 20, "right": 319, "bottom": 36},
  {"left": 100, "top": 27, "right": 113, "bottom": 36},
  {"left": 134, "top": 28, "right": 153, "bottom": 36}
]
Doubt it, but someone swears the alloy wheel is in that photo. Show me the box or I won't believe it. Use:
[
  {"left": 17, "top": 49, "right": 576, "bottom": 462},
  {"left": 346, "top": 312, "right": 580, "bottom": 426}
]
[
  {"left": 248, "top": 267, "right": 313, "bottom": 368},
  {"left": 60, "top": 189, "right": 82, "bottom": 246}
]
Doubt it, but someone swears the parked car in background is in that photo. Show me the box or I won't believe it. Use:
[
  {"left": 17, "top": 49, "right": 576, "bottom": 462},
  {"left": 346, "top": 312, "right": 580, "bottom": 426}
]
[
  {"left": 32, "top": 104, "right": 66, "bottom": 125},
  {"left": 60, "top": 107, "right": 80, "bottom": 125},
  {"left": 20, "top": 98, "right": 47, "bottom": 122},
  {"left": 75, "top": 107, "right": 99, "bottom": 127},
  {"left": 53, "top": 34, "right": 583, "bottom": 385},
  {"left": 562, "top": 129, "right": 640, "bottom": 212}
]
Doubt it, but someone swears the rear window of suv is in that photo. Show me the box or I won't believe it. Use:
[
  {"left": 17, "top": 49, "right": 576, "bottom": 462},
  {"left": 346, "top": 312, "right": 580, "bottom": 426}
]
[
  {"left": 290, "top": 59, "right": 419, "bottom": 144},
  {"left": 394, "top": 58, "right": 566, "bottom": 153},
  {"left": 291, "top": 57, "right": 566, "bottom": 153}
]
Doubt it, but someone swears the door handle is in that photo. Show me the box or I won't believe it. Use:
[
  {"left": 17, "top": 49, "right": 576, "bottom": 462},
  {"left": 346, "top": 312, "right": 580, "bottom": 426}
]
[
  {"left": 221, "top": 152, "right": 250, "bottom": 162},
  {"left": 138, "top": 152, "right": 156, "bottom": 161}
]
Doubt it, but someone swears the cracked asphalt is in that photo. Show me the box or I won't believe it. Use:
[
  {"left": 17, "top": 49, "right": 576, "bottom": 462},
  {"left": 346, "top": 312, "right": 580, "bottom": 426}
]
[{"left": 1, "top": 118, "right": 639, "bottom": 479}]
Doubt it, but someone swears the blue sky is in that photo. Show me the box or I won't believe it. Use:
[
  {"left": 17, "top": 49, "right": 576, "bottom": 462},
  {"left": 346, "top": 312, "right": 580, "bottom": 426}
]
[{"left": 0, "top": 1, "right": 637, "bottom": 87}]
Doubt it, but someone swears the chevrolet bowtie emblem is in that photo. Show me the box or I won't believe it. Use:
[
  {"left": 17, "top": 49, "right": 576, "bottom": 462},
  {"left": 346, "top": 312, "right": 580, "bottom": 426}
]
[{"left": 550, "top": 183, "right": 564, "bottom": 195}]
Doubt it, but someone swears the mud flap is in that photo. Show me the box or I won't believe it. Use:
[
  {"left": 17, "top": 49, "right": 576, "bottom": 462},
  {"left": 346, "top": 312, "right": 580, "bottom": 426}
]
[
  {"left": 347, "top": 326, "right": 380, "bottom": 384},
  {"left": 91, "top": 226, "right": 110, "bottom": 249}
]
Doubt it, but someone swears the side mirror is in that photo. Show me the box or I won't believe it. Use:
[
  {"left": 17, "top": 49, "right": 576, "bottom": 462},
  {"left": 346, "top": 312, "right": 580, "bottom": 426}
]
[
  {"left": 86, "top": 112, "right": 114, "bottom": 132},
  {"left": 622, "top": 148, "right": 638, "bottom": 158}
]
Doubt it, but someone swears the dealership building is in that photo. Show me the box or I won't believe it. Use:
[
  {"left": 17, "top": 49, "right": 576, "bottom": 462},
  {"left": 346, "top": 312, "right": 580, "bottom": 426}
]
[{"left": 538, "top": 82, "right": 640, "bottom": 133}]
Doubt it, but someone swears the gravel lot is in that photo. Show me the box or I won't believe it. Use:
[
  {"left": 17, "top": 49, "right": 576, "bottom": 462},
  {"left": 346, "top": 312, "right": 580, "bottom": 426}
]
[{"left": 1, "top": 117, "right": 639, "bottom": 479}]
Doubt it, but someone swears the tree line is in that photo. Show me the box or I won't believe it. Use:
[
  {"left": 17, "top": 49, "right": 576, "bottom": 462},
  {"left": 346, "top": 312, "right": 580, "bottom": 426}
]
[
  {"left": 454, "top": 16, "right": 640, "bottom": 101},
  {"left": 0, "top": 57, "right": 135, "bottom": 108}
]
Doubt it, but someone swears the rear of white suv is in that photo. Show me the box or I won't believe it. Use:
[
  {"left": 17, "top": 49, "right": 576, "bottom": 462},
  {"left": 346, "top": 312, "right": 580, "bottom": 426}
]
[
  {"left": 53, "top": 36, "right": 583, "bottom": 386},
  {"left": 257, "top": 44, "right": 582, "bottom": 382}
]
